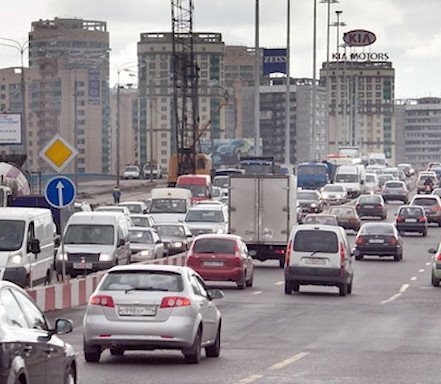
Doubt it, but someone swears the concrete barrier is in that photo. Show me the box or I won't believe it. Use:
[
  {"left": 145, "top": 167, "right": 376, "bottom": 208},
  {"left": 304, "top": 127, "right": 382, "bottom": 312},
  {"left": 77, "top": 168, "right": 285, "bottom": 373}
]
[{"left": 27, "top": 253, "right": 187, "bottom": 312}]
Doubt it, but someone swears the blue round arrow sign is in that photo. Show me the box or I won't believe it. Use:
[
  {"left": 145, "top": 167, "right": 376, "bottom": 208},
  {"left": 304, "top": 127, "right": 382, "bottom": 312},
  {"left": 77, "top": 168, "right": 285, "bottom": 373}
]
[{"left": 44, "top": 176, "right": 77, "bottom": 209}]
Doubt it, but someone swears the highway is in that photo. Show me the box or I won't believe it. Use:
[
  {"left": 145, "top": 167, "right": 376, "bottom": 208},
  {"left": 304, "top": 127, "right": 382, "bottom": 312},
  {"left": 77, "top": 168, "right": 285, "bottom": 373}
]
[{"left": 46, "top": 196, "right": 441, "bottom": 384}]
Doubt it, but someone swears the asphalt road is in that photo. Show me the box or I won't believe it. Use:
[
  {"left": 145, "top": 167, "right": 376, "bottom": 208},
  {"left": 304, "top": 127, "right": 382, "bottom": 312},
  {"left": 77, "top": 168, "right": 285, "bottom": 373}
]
[{"left": 46, "top": 194, "right": 441, "bottom": 384}]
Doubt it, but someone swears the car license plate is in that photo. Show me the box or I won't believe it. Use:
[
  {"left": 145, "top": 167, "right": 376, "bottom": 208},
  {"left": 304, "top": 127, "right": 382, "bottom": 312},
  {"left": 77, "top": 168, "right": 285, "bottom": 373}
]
[
  {"left": 203, "top": 261, "right": 224, "bottom": 267},
  {"left": 118, "top": 305, "right": 157, "bottom": 317},
  {"left": 73, "top": 262, "right": 93, "bottom": 269},
  {"left": 405, "top": 218, "right": 417, "bottom": 222},
  {"left": 369, "top": 239, "right": 384, "bottom": 244},
  {"left": 364, "top": 205, "right": 374, "bottom": 209},
  {"left": 304, "top": 258, "right": 326, "bottom": 265}
]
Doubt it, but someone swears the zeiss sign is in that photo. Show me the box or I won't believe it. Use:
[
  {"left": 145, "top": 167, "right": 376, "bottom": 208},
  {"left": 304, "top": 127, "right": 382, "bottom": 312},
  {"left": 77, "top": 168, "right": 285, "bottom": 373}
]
[
  {"left": 263, "top": 48, "right": 287, "bottom": 76},
  {"left": 343, "top": 29, "right": 376, "bottom": 47}
]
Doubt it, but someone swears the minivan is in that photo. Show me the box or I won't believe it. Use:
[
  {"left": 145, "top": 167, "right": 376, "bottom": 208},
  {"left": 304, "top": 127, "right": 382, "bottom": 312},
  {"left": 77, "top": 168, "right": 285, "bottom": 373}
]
[
  {"left": 284, "top": 224, "right": 353, "bottom": 296},
  {"left": 334, "top": 164, "right": 365, "bottom": 198},
  {"left": 55, "top": 212, "right": 131, "bottom": 278},
  {"left": 176, "top": 174, "right": 212, "bottom": 203},
  {"left": 0, "top": 208, "right": 55, "bottom": 288}
]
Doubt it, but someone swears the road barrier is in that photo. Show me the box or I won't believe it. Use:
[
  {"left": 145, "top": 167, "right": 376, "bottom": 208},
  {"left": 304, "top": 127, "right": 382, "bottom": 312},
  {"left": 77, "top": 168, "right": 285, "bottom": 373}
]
[{"left": 27, "top": 253, "right": 187, "bottom": 312}]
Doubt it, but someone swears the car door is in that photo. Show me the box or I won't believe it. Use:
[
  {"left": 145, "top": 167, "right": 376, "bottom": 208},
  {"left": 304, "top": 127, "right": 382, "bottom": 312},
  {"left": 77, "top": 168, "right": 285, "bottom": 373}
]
[
  {"left": 12, "top": 288, "right": 66, "bottom": 384},
  {"left": 190, "top": 274, "right": 217, "bottom": 343},
  {"left": 241, "top": 241, "right": 254, "bottom": 279},
  {"left": 0, "top": 287, "right": 47, "bottom": 384}
]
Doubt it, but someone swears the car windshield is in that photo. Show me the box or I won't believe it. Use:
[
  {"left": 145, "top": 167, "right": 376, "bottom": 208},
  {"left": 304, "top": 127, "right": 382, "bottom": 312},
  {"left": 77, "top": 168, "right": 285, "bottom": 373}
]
[
  {"left": 154, "top": 225, "right": 185, "bottom": 238},
  {"left": 335, "top": 174, "right": 358, "bottom": 182},
  {"left": 128, "top": 229, "right": 153, "bottom": 244},
  {"left": 385, "top": 182, "right": 404, "bottom": 188},
  {"left": 298, "top": 192, "right": 318, "bottom": 200},
  {"left": 149, "top": 199, "right": 187, "bottom": 214},
  {"left": 101, "top": 270, "right": 183, "bottom": 292},
  {"left": 293, "top": 230, "right": 338, "bottom": 253},
  {"left": 185, "top": 210, "right": 224, "bottom": 223},
  {"left": 379, "top": 175, "right": 393, "bottom": 181},
  {"left": 125, "top": 166, "right": 138, "bottom": 172},
  {"left": 304, "top": 216, "right": 336, "bottom": 225},
  {"left": 193, "top": 238, "right": 235, "bottom": 254},
  {"left": 64, "top": 224, "right": 114, "bottom": 245},
  {"left": 412, "top": 198, "right": 438, "bottom": 206},
  {"left": 360, "top": 225, "right": 394, "bottom": 235},
  {"left": 213, "top": 177, "right": 229, "bottom": 188},
  {"left": 179, "top": 184, "right": 207, "bottom": 197},
  {"left": 120, "top": 204, "right": 142, "bottom": 213},
  {"left": 131, "top": 217, "right": 150, "bottom": 227},
  {"left": 323, "top": 185, "right": 343, "bottom": 192},
  {"left": 0, "top": 220, "right": 25, "bottom": 251}
]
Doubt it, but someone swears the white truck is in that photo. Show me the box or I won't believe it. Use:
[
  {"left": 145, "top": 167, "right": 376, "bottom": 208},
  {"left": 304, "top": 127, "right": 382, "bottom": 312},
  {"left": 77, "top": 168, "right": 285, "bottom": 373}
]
[{"left": 228, "top": 175, "right": 297, "bottom": 268}]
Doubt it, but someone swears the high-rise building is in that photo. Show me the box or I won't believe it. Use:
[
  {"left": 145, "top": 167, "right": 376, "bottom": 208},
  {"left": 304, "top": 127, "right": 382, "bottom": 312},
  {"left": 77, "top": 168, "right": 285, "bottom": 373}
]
[
  {"left": 27, "top": 17, "right": 110, "bottom": 174},
  {"left": 320, "top": 60, "right": 395, "bottom": 160},
  {"left": 395, "top": 97, "right": 441, "bottom": 169},
  {"left": 137, "top": 32, "right": 225, "bottom": 171}
]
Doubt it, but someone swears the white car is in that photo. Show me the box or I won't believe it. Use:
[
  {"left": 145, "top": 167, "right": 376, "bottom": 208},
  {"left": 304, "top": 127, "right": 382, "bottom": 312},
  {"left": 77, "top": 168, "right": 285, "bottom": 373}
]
[
  {"left": 123, "top": 165, "right": 140, "bottom": 179},
  {"left": 184, "top": 204, "right": 229, "bottom": 236},
  {"left": 320, "top": 184, "right": 348, "bottom": 205}
]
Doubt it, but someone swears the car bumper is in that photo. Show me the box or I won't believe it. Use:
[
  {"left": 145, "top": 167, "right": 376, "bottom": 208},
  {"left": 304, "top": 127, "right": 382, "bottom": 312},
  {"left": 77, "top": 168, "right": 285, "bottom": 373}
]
[
  {"left": 84, "top": 314, "right": 197, "bottom": 349},
  {"left": 338, "top": 220, "right": 360, "bottom": 231},
  {"left": 189, "top": 266, "right": 244, "bottom": 282},
  {"left": 285, "top": 266, "right": 348, "bottom": 286},
  {"left": 356, "top": 208, "right": 385, "bottom": 217},
  {"left": 55, "top": 260, "right": 115, "bottom": 275},
  {"left": 382, "top": 194, "right": 408, "bottom": 201},
  {"left": 354, "top": 245, "right": 400, "bottom": 256},
  {"left": 395, "top": 222, "right": 427, "bottom": 232}
]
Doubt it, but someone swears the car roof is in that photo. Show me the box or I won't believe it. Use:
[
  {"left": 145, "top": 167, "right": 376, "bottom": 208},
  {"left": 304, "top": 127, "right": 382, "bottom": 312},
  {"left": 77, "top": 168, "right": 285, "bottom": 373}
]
[
  {"left": 193, "top": 233, "right": 242, "bottom": 241},
  {"left": 120, "top": 201, "right": 146, "bottom": 205},
  {"left": 294, "top": 224, "right": 343, "bottom": 232},
  {"left": 188, "top": 204, "right": 224, "bottom": 211},
  {"left": 106, "top": 264, "right": 192, "bottom": 274},
  {"left": 384, "top": 180, "right": 404, "bottom": 184}
]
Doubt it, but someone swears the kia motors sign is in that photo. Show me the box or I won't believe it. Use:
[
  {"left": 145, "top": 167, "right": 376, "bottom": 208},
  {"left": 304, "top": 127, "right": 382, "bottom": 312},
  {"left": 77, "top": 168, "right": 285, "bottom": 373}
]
[{"left": 343, "top": 29, "right": 376, "bottom": 47}]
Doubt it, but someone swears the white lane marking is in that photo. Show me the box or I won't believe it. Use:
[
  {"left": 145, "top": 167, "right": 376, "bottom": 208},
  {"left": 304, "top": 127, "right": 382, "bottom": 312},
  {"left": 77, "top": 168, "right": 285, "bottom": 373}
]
[
  {"left": 400, "top": 284, "right": 410, "bottom": 293},
  {"left": 381, "top": 293, "right": 402, "bottom": 305},
  {"left": 237, "top": 375, "right": 263, "bottom": 384},
  {"left": 274, "top": 281, "right": 284, "bottom": 286},
  {"left": 410, "top": 276, "right": 417, "bottom": 281},
  {"left": 419, "top": 269, "right": 425, "bottom": 273},
  {"left": 269, "top": 352, "right": 309, "bottom": 370},
  {"left": 426, "top": 262, "right": 431, "bottom": 266},
  {"left": 252, "top": 291, "right": 263, "bottom": 295}
]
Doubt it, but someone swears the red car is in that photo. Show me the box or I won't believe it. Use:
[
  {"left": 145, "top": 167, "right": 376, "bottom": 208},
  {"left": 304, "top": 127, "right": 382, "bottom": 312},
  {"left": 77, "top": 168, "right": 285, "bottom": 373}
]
[{"left": 186, "top": 234, "right": 255, "bottom": 289}]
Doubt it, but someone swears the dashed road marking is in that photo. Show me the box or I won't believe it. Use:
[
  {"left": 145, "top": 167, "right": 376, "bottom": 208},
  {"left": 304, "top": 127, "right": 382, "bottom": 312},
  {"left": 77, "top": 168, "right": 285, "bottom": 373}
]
[
  {"left": 410, "top": 276, "right": 417, "bottom": 281},
  {"left": 274, "top": 281, "right": 284, "bottom": 286},
  {"left": 400, "top": 284, "right": 409, "bottom": 293},
  {"left": 381, "top": 284, "right": 409, "bottom": 304},
  {"left": 252, "top": 291, "right": 263, "bottom": 295},
  {"left": 269, "top": 352, "right": 309, "bottom": 370},
  {"left": 237, "top": 375, "right": 263, "bottom": 383},
  {"left": 419, "top": 269, "right": 425, "bottom": 273},
  {"left": 426, "top": 262, "right": 431, "bottom": 266}
]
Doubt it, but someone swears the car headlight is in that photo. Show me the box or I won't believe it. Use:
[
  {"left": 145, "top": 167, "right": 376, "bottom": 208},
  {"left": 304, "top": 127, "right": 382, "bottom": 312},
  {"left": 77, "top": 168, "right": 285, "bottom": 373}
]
[
  {"left": 99, "top": 253, "right": 112, "bottom": 261},
  {"left": 335, "top": 194, "right": 342, "bottom": 199},
  {"left": 172, "top": 242, "right": 183, "bottom": 248},
  {"left": 8, "top": 254, "right": 22, "bottom": 265},
  {"left": 217, "top": 228, "right": 226, "bottom": 234},
  {"left": 139, "top": 250, "right": 152, "bottom": 257},
  {"left": 310, "top": 203, "right": 317, "bottom": 208},
  {"left": 56, "top": 253, "right": 68, "bottom": 261}
]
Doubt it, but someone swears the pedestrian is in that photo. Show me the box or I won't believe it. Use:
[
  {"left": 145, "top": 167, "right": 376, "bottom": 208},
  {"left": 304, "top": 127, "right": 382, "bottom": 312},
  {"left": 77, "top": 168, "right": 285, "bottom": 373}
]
[{"left": 112, "top": 185, "right": 121, "bottom": 204}]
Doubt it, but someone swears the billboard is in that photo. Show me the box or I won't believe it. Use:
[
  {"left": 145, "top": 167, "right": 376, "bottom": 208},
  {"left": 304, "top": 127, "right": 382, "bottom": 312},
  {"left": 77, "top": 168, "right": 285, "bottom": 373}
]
[
  {"left": 0, "top": 113, "right": 21, "bottom": 145},
  {"left": 199, "top": 138, "right": 259, "bottom": 166},
  {"left": 88, "top": 68, "right": 100, "bottom": 105},
  {"left": 263, "top": 48, "right": 287, "bottom": 76}
]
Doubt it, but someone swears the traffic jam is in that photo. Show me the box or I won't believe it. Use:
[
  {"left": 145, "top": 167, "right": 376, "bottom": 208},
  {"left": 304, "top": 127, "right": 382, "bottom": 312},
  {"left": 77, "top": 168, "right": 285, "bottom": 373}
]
[{"left": 1, "top": 155, "right": 441, "bottom": 383}]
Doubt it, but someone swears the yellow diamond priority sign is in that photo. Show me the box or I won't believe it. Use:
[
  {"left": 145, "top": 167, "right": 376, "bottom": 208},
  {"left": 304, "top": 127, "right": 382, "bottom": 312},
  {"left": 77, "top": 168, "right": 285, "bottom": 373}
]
[{"left": 39, "top": 134, "right": 78, "bottom": 173}]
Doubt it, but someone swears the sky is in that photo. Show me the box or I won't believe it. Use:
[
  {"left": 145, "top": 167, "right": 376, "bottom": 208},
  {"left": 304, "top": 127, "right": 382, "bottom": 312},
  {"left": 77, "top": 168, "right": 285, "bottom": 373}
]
[{"left": 0, "top": 0, "right": 440, "bottom": 99}]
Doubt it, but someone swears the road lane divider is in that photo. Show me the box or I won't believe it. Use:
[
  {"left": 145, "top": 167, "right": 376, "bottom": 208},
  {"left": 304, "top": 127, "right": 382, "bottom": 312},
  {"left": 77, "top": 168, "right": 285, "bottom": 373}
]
[
  {"left": 426, "top": 262, "right": 431, "bottom": 266},
  {"left": 251, "top": 291, "right": 263, "bottom": 295},
  {"left": 27, "top": 253, "right": 187, "bottom": 312},
  {"left": 236, "top": 375, "right": 263, "bottom": 384},
  {"left": 274, "top": 281, "right": 284, "bottom": 286},
  {"left": 418, "top": 269, "right": 425, "bottom": 273},
  {"left": 410, "top": 276, "right": 417, "bottom": 281},
  {"left": 381, "top": 284, "right": 409, "bottom": 305},
  {"left": 269, "top": 352, "right": 309, "bottom": 370}
]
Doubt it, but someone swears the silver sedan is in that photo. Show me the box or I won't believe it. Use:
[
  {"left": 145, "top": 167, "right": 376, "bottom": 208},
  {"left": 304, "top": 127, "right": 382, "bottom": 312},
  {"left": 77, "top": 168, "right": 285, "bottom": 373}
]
[
  {"left": 83, "top": 265, "right": 223, "bottom": 364},
  {"left": 128, "top": 227, "right": 165, "bottom": 261}
]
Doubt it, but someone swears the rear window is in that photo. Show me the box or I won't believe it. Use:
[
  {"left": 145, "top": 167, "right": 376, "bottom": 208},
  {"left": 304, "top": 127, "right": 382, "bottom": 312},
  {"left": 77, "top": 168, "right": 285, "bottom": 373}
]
[
  {"left": 329, "top": 207, "right": 355, "bottom": 216},
  {"left": 359, "top": 195, "right": 381, "bottom": 203},
  {"left": 293, "top": 230, "right": 338, "bottom": 253},
  {"left": 304, "top": 216, "right": 337, "bottom": 226},
  {"left": 360, "top": 225, "right": 394, "bottom": 235},
  {"left": 412, "top": 198, "right": 438, "bottom": 206},
  {"left": 193, "top": 238, "right": 235, "bottom": 254},
  {"left": 298, "top": 192, "right": 318, "bottom": 200},
  {"left": 399, "top": 207, "right": 423, "bottom": 217},
  {"left": 100, "top": 270, "right": 183, "bottom": 292},
  {"left": 385, "top": 182, "right": 404, "bottom": 188}
]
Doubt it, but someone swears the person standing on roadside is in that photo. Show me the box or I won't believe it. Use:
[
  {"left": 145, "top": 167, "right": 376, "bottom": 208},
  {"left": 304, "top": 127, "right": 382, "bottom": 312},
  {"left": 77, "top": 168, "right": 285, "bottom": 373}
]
[{"left": 112, "top": 185, "right": 121, "bottom": 204}]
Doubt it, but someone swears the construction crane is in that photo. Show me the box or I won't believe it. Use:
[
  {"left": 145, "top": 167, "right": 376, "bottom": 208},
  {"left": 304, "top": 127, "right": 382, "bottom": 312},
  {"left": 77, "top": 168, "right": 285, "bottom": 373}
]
[{"left": 171, "top": 0, "right": 199, "bottom": 177}]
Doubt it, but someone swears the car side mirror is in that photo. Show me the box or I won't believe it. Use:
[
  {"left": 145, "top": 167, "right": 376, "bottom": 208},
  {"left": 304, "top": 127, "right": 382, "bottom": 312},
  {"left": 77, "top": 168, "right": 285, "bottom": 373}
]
[
  {"left": 28, "top": 238, "right": 41, "bottom": 254},
  {"left": 187, "top": 234, "right": 193, "bottom": 238},
  {"left": 428, "top": 248, "right": 437, "bottom": 254},
  {"left": 119, "top": 239, "right": 126, "bottom": 247},
  {"left": 55, "top": 318, "right": 73, "bottom": 335},
  {"left": 54, "top": 235, "right": 61, "bottom": 247},
  {"left": 156, "top": 240, "right": 162, "bottom": 244},
  {"left": 207, "top": 289, "right": 224, "bottom": 300},
  {"left": 360, "top": 180, "right": 365, "bottom": 185},
  {"left": 249, "top": 250, "right": 257, "bottom": 257}
]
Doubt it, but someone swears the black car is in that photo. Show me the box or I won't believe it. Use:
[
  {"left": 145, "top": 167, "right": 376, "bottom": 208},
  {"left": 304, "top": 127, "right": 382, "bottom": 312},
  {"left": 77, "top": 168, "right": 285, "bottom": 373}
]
[
  {"left": 0, "top": 281, "right": 76, "bottom": 384},
  {"left": 395, "top": 205, "right": 428, "bottom": 236},
  {"left": 353, "top": 223, "right": 403, "bottom": 261},
  {"left": 297, "top": 190, "right": 323, "bottom": 215},
  {"left": 355, "top": 194, "right": 387, "bottom": 219}
]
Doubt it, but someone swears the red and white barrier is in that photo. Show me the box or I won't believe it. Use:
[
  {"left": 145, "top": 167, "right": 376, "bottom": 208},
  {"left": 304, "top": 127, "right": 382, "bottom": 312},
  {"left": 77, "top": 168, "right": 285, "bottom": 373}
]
[{"left": 27, "top": 253, "right": 187, "bottom": 312}]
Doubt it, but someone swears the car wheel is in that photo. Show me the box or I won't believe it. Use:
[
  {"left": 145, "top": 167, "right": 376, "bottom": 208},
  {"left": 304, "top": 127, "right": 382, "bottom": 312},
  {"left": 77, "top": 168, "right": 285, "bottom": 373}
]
[
  {"left": 438, "top": 220, "right": 441, "bottom": 227},
  {"left": 237, "top": 273, "right": 246, "bottom": 289},
  {"left": 355, "top": 253, "right": 363, "bottom": 261},
  {"left": 65, "top": 365, "right": 76, "bottom": 384},
  {"left": 292, "top": 283, "right": 300, "bottom": 292},
  {"left": 284, "top": 281, "right": 292, "bottom": 295},
  {"left": 110, "top": 347, "right": 124, "bottom": 356},
  {"left": 83, "top": 341, "right": 101, "bottom": 363},
  {"left": 393, "top": 252, "right": 401, "bottom": 261},
  {"left": 339, "top": 282, "right": 347, "bottom": 296},
  {"left": 245, "top": 272, "right": 254, "bottom": 287},
  {"left": 205, "top": 324, "right": 221, "bottom": 358},
  {"left": 183, "top": 328, "right": 202, "bottom": 364},
  {"left": 422, "top": 230, "right": 427, "bottom": 237},
  {"left": 347, "top": 279, "right": 353, "bottom": 295},
  {"left": 431, "top": 271, "right": 440, "bottom": 287},
  {"left": 279, "top": 257, "right": 285, "bottom": 268}
]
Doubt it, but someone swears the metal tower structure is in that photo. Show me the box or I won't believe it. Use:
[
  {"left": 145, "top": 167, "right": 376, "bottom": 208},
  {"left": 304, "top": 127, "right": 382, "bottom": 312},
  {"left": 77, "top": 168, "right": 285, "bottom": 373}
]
[{"left": 171, "top": 0, "right": 199, "bottom": 176}]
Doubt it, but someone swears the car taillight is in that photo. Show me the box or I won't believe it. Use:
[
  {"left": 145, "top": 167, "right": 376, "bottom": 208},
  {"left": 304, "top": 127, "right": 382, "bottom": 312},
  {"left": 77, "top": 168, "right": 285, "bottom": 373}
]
[
  {"left": 437, "top": 254, "right": 441, "bottom": 262},
  {"left": 388, "top": 237, "right": 398, "bottom": 246},
  {"left": 355, "top": 204, "right": 360, "bottom": 209},
  {"left": 339, "top": 243, "right": 345, "bottom": 268},
  {"left": 285, "top": 240, "right": 292, "bottom": 267},
  {"left": 355, "top": 236, "right": 365, "bottom": 246},
  {"left": 186, "top": 250, "right": 194, "bottom": 265},
  {"left": 160, "top": 296, "right": 191, "bottom": 308},
  {"left": 419, "top": 216, "right": 427, "bottom": 223},
  {"left": 376, "top": 204, "right": 383, "bottom": 209},
  {"left": 396, "top": 216, "right": 403, "bottom": 222},
  {"left": 89, "top": 295, "right": 114, "bottom": 308},
  {"left": 232, "top": 243, "right": 242, "bottom": 266}
]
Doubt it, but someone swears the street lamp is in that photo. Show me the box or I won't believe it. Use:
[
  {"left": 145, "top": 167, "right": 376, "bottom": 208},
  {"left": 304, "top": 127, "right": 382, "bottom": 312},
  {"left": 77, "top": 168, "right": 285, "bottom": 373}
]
[{"left": 0, "top": 38, "right": 30, "bottom": 163}]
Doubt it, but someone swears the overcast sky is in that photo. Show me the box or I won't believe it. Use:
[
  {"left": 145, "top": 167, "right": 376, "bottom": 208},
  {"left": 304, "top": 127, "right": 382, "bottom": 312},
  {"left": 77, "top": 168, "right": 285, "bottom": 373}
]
[{"left": 1, "top": 0, "right": 440, "bottom": 99}]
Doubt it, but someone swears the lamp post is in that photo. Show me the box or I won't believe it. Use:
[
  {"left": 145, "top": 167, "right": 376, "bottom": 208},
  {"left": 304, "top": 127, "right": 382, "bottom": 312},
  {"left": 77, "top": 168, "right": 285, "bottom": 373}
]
[
  {"left": 0, "top": 38, "right": 30, "bottom": 162},
  {"left": 254, "top": 0, "right": 261, "bottom": 156},
  {"left": 284, "top": 0, "right": 291, "bottom": 165},
  {"left": 312, "top": 0, "right": 318, "bottom": 160}
]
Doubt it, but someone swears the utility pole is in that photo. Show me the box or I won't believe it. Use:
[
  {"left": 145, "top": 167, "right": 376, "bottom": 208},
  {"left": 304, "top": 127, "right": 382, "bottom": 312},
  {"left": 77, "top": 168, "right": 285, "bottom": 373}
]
[
  {"left": 116, "top": 76, "right": 121, "bottom": 187},
  {"left": 254, "top": 0, "right": 261, "bottom": 156},
  {"left": 312, "top": 0, "right": 318, "bottom": 160},
  {"left": 284, "top": 0, "right": 291, "bottom": 165}
]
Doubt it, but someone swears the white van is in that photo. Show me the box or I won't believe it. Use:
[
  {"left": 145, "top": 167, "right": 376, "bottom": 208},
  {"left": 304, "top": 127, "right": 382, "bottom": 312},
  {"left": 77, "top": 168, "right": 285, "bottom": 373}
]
[
  {"left": 55, "top": 212, "right": 131, "bottom": 278},
  {"left": 0, "top": 207, "right": 55, "bottom": 288},
  {"left": 334, "top": 164, "right": 366, "bottom": 198},
  {"left": 148, "top": 188, "right": 192, "bottom": 223}
]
